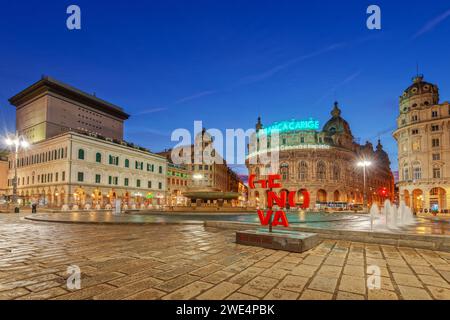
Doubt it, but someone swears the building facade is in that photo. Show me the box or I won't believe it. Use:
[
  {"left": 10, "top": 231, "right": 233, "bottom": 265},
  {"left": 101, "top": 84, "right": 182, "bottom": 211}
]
[
  {"left": 247, "top": 102, "right": 395, "bottom": 209},
  {"left": 0, "top": 150, "right": 8, "bottom": 199},
  {"left": 10, "top": 76, "right": 129, "bottom": 144},
  {"left": 160, "top": 129, "right": 246, "bottom": 206},
  {"left": 6, "top": 132, "right": 167, "bottom": 208},
  {"left": 6, "top": 77, "right": 167, "bottom": 209},
  {"left": 393, "top": 75, "right": 450, "bottom": 212},
  {"left": 166, "top": 162, "right": 190, "bottom": 206}
]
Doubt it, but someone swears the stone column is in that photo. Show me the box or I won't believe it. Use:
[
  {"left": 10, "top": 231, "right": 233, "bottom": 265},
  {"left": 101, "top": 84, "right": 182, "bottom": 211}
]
[
  {"left": 445, "top": 187, "right": 450, "bottom": 211},
  {"left": 309, "top": 190, "right": 317, "bottom": 210}
]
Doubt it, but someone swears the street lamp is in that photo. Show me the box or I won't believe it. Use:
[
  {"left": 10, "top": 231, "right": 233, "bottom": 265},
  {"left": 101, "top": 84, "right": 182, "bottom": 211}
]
[
  {"left": 357, "top": 160, "right": 372, "bottom": 212},
  {"left": 4, "top": 132, "right": 29, "bottom": 213}
]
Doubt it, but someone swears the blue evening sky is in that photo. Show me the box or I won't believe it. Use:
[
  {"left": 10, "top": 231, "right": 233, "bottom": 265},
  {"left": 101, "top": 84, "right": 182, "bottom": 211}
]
[{"left": 1, "top": 0, "right": 450, "bottom": 175}]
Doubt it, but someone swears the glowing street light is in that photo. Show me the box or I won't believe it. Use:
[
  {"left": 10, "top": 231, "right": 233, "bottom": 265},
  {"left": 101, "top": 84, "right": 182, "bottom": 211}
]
[
  {"left": 357, "top": 160, "right": 372, "bottom": 211},
  {"left": 4, "top": 132, "right": 30, "bottom": 213}
]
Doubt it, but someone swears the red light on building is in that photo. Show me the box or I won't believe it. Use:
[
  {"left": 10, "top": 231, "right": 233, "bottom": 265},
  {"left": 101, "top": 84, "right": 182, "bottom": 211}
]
[{"left": 378, "top": 187, "right": 388, "bottom": 197}]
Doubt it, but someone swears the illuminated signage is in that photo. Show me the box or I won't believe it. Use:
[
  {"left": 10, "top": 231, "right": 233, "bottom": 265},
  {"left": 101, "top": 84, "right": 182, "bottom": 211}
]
[
  {"left": 261, "top": 118, "right": 320, "bottom": 135},
  {"left": 248, "top": 174, "right": 310, "bottom": 228}
]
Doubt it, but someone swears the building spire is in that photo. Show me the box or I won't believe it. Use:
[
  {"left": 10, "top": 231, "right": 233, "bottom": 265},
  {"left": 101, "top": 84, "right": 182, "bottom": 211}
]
[
  {"left": 377, "top": 139, "right": 383, "bottom": 151},
  {"left": 331, "top": 101, "right": 341, "bottom": 117},
  {"left": 256, "top": 116, "right": 263, "bottom": 131}
]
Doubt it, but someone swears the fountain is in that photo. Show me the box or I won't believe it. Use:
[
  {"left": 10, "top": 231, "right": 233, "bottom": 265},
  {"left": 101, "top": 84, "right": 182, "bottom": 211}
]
[{"left": 369, "top": 200, "right": 416, "bottom": 231}]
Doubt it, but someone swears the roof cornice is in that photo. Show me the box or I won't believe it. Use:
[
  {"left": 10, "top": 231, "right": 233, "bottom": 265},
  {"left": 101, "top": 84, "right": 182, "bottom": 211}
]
[{"left": 8, "top": 76, "right": 130, "bottom": 120}]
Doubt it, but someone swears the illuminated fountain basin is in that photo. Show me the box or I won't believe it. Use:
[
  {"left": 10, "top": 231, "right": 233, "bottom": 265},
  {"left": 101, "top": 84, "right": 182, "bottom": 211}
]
[
  {"left": 25, "top": 208, "right": 450, "bottom": 250},
  {"left": 26, "top": 205, "right": 450, "bottom": 236}
]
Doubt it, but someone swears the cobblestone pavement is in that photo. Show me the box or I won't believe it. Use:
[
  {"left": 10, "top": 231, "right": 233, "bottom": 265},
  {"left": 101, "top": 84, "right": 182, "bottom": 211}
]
[{"left": 0, "top": 214, "right": 449, "bottom": 300}]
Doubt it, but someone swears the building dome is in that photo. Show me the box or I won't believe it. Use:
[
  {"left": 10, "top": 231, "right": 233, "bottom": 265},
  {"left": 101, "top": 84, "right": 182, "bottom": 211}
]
[
  {"left": 399, "top": 75, "right": 439, "bottom": 109},
  {"left": 375, "top": 139, "right": 390, "bottom": 163},
  {"left": 322, "top": 102, "right": 353, "bottom": 136}
]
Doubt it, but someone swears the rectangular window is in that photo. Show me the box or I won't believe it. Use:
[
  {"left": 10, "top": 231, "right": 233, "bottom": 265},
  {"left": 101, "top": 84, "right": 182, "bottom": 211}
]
[
  {"left": 433, "top": 168, "right": 441, "bottom": 179},
  {"left": 159, "top": 166, "right": 163, "bottom": 174},
  {"left": 432, "top": 110, "right": 438, "bottom": 118},
  {"left": 124, "top": 178, "right": 129, "bottom": 186},
  {"left": 95, "top": 174, "right": 101, "bottom": 183},
  {"left": 62, "top": 171, "right": 65, "bottom": 181},
  {"left": 113, "top": 177, "right": 118, "bottom": 185},
  {"left": 109, "top": 155, "right": 119, "bottom": 165},
  {"left": 411, "top": 129, "right": 419, "bottom": 135},
  {"left": 431, "top": 125, "right": 439, "bottom": 132},
  {"left": 432, "top": 153, "right": 441, "bottom": 161},
  {"left": 137, "top": 179, "right": 141, "bottom": 188},
  {"left": 158, "top": 182, "right": 162, "bottom": 189},
  {"left": 77, "top": 172, "right": 84, "bottom": 182},
  {"left": 55, "top": 172, "right": 58, "bottom": 182},
  {"left": 300, "top": 137, "right": 305, "bottom": 143},
  {"left": 432, "top": 138, "right": 440, "bottom": 147},
  {"left": 411, "top": 115, "right": 418, "bottom": 122},
  {"left": 108, "top": 176, "right": 112, "bottom": 185}
]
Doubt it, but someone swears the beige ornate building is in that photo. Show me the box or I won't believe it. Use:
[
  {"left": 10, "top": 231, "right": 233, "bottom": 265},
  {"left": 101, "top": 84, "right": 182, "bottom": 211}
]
[
  {"left": 0, "top": 150, "right": 8, "bottom": 199},
  {"left": 247, "top": 102, "right": 394, "bottom": 209},
  {"left": 6, "top": 77, "right": 167, "bottom": 209},
  {"left": 160, "top": 129, "right": 246, "bottom": 206},
  {"left": 393, "top": 75, "right": 450, "bottom": 212},
  {"left": 6, "top": 132, "right": 167, "bottom": 208}
]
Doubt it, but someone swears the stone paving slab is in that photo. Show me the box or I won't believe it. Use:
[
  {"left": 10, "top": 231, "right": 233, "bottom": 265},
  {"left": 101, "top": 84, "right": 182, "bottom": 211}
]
[
  {"left": 206, "top": 221, "right": 450, "bottom": 251},
  {"left": 0, "top": 213, "right": 449, "bottom": 300}
]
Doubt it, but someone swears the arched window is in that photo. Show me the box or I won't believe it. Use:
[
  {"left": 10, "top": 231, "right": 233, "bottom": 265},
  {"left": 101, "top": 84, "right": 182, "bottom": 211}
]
[
  {"left": 316, "top": 161, "right": 326, "bottom": 180},
  {"left": 95, "top": 152, "right": 102, "bottom": 163},
  {"left": 78, "top": 149, "right": 85, "bottom": 160},
  {"left": 299, "top": 161, "right": 308, "bottom": 181},
  {"left": 403, "top": 163, "right": 409, "bottom": 181},
  {"left": 332, "top": 164, "right": 340, "bottom": 181},
  {"left": 281, "top": 163, "right": 289, "bottom": 181},
  {"left": 413, "top": 162, "right": 422, "bottom": 180}
]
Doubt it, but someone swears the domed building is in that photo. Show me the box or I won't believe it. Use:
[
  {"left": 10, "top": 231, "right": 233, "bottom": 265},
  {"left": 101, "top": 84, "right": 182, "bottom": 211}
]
[
  {"left": 246, "top": 102, "right": 394, "bottom": 209},
  {"left": 393, "top": 75, "right": 450, "bottom": 212}
]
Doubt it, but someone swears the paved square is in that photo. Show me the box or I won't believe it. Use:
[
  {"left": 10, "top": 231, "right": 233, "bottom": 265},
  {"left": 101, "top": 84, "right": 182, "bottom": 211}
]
[{"left": 0, "top": 214, "right": 449, "bottom": 300}]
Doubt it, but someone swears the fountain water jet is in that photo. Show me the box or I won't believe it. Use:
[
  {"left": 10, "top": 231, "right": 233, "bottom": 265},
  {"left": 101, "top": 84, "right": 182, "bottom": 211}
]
[{"left": 369, "top": 199, "right": 416, "bottom": 230}]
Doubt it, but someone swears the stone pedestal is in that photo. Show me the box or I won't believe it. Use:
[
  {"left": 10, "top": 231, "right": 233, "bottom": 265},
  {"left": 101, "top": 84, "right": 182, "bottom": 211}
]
[{"left": 236, "top": 229, "right": 320, "bottom": 253}]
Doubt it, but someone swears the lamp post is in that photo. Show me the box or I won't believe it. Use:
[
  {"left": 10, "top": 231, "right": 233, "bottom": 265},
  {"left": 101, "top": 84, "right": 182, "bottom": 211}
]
[
  {"left": 357, "top": 160, "right": 372, "bottom": 212},
  {"left": 4, "top": 133, "right": 29, "bottom": 213}
]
